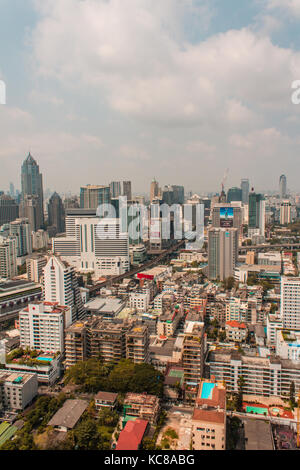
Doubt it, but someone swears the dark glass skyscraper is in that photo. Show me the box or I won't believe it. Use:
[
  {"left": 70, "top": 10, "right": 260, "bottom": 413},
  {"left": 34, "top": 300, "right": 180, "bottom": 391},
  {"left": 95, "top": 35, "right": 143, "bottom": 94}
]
[
  {"left": 279, "top": 174, "right": 287, "bottom": 199},
  {"left": 48, "top": 192, "right": 65, "bottom": 235},
  {"left": 21, "top": 153, "right": 44, "bottom": 228},
  {"left": 241, "top": 179, "right": 250, "bottom": 204}
]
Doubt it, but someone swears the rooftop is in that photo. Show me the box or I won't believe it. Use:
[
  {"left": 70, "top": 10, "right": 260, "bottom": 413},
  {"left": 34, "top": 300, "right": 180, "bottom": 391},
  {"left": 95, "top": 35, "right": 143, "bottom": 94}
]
[{"left": 48, "top": 399, "right": 89, "bottom": 429}]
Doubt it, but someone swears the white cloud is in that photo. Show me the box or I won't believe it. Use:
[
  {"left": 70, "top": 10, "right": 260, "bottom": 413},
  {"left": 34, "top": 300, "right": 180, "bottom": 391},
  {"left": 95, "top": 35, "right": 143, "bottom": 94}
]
[
  {"left": 267, "top": 0, "right": 300, "bottom": 17},
  {"left": 29, "top": 0, "right": 300, "bottom": 129}
]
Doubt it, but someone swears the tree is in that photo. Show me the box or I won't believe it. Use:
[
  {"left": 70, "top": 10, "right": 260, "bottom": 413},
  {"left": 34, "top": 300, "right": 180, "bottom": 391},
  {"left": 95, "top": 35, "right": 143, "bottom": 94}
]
[
  {"left": 289, "top": 381, "right": 296, "bottom": 408},
  {"left": 223, "top": 277, "right": 235, "bottom": 290},
  {"left": 236, "top": 376, "right": 245, "bottom": 412}
]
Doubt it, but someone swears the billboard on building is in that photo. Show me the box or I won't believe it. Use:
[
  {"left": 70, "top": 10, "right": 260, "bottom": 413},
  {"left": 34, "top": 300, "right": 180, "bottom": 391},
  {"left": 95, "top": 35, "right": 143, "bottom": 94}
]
[{"left": 220, "top": 207, "right": 234, "bottom": 228}]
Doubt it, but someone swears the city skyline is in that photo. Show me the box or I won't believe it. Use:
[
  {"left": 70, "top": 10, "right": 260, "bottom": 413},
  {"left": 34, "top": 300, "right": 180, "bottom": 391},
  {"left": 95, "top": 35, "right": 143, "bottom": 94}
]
[{"left": 1, "top": 1, "right": 300, "bottom": 193}]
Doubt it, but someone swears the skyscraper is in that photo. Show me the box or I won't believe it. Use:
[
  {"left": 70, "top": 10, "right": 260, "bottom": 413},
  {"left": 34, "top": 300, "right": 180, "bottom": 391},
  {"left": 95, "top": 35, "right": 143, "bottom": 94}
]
[
  {"left": 48, "top": 192, "right": 65, "bottom": 235},
  {"left": 150, "top": 179, "right": 160, "bottom": 203},
  {"left": 248, "top": 190, "right": 265, "bottom": 237},
  {"left": 0, "top": 195, "right": 19, "bottom": 226},
  {"left": 227, "top": 187, "right": 242, "bottom": 203},
  {"left": 110, "top": 181, "right": 121, "bottom": 198},
  {"left": 279, "top": 175, "right": 287, "bottom": 199},
  {"left": 208, "top": 227, "right": 238, "bottom": 281},
  {"left": 80, "top": 185, "right": 110, "bottom": 209},
  {"left": 21, "top": 153, "right": 44, "bottom": 228},
  {"left": 241, "top": 179, "right": 250, "bottom": 205},
  {"left": 19, "top": 194, "right": 42, "bottom": 232},
  {"left": 123, "top": 181, "right": 132, "bottom": 201},
  {"left": 9, "top": 218, "right": 32, "bottom": 257},
  {"left": 43, "top": 255, "right": 85, "bottom": 322},
  {"left": 280, "top": 201, "right": 292, "bottom": 225},
  {"left": 0, "top": 236, "right": 17, "bottom": 279}
]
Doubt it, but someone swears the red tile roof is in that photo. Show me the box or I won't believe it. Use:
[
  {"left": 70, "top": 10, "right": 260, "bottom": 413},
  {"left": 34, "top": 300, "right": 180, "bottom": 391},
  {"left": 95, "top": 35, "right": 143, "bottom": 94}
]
[
  {"left": 226, "top": 320, "right": 246, "bottom": 329},
  {"left": 116, "top": 419, "right": 148, "bottom": 450},
  {"left": 192, "top": 409, "right": 225, "bottom": 425}
]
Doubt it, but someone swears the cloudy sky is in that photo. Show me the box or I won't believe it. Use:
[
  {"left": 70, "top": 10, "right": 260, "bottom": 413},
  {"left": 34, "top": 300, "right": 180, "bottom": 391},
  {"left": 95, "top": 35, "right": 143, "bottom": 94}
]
[{"left": 1, "top": 0, "right": 300, "bottom": 196}]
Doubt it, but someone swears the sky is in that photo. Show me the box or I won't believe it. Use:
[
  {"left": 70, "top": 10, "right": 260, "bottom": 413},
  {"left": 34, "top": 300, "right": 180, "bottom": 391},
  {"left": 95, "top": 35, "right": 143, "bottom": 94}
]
[{"left": 1, "top": 0, "right": 300, "bottom": 195}]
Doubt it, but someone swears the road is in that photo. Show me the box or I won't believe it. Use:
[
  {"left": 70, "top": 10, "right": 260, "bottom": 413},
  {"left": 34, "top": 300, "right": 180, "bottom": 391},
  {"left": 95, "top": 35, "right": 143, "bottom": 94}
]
[{"left": 88, "top": 240, "right": 186, "bottom": 294}]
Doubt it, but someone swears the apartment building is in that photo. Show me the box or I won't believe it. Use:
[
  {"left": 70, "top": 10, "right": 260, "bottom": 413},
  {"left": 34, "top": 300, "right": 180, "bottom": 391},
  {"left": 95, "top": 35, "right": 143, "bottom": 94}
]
[
  {"left": 126, "top": 324, "right": 150, "bottom": 364},
  {"left": 207, "top": 348, "right": 300, "bottom": 398},
  {"left": 157, "top": 308, "right": 182, "bottom": 338},
  {"left": 192, "top": 379, "right": 226, "bottom": 451},
  {"left": 129, "top": 291, "right": 150, "bottom": 312},
  {"left": 87, "top": 318, "right": 129, "bottom": 362},
  {"left": 0, "top": 371, "right": 38, "bottom": 411},
  {"left": 124, "top": 393, "right": 160, "bottom": 424},
  {"left": 26, "top": 255, "right": 47, "bottom": 283},
  {"left": 183, "top": 323, "right": 206, "bottom": 399},
  {"left": 281, "top": 277, "right": 300, "bottom": 330},
  {"left": 19, "top": 301, "right": 72, "bottom": 355},
  {"left": 65, "top": 321, "right": 88, "bottom": 368},
  {"left": 225, "top": 321, "right": 247, "bottom": 343}
]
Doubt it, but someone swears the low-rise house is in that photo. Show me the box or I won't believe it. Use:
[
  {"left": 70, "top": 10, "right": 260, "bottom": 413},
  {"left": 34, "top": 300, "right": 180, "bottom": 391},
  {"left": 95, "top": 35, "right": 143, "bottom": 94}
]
[
  {"left": 116, "top": 419, "right": 149, "bottom": 450},
  {"left": 124, "top": 393, "right": 160, "bottom": 425},
  {"left": 48, "top": 399, "right": 89, "bottom": 432},
  {"left": 225, "top": 321, "right": 247, "bottom": 343},
  {"left": 94, "top": 391, "right": 118, "bottom": 411}
]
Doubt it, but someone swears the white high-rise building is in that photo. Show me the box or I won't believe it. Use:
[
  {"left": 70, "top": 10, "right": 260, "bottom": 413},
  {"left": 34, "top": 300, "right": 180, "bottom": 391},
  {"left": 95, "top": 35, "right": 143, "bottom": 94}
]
[
  {"left": 208, "top": 228, "right": 239, "bottom": 281},
  {"left": 281, "top": 276, "right": 300, "bottom": 330},
  {"left": 52, "top": 212, "right": 130, "bottom": 277},
  {"left": 280, "top": 201, "right": 292, "bottom": 225},
  {"left": 43, "top": 256, "right": 85, "bottom": 322},
  {"left": 26, "top": 255, "right": 47, "bottom": 283},
  {"left": 0, "top": 236, "right": 17, "bottom": 279},
  {"left": 19, "top": 301, "right": 72, "bottom": 354},
  {"left": 10, "top": 218, "right": 32, "bottom": 257}
]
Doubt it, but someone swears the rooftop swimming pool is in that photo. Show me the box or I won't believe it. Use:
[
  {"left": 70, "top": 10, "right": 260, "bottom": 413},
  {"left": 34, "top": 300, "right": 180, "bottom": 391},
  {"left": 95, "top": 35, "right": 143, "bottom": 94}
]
[
  {"left": 246, "top": 405, "right": 268, "bottom": 415},
  {"left": 37, "top": 357, "right": 53, "bottom": 362},
  {"left": 201, "top": 382, "right": 216, "bottom": 400}
]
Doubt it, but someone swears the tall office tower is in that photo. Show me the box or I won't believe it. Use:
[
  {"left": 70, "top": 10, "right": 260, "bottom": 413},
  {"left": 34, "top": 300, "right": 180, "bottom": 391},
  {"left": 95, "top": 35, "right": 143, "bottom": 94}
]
[
  {"left": 248, "top": 190, "right": 265, "bottom": 237},
  {"left": 9, "top": 183, "right": 15, "bottom": 198},
  {"left": 162, "top": 185, "right": 174, "bottom": 205},
  {"left": 279, "top": 174, "right": 287, "bottom": 199},
  {"left": 26, "top": 254, "right": 47, "bottom": 283},
  {"left": 208, "top": 228, "right": 239, "bottom": 281},
  {"left": 110, "top": 181, "right": 121, "bottom": 198},
  {"left": 19, "top": 194, "right": 41, "bottom": 232},
  {"left": 280, "top": 277, "right": 300, "bottom": 329},
  {"left": 123, "top": 181, "right": 132, "bottom": 201},
  {"left": 80, "top": 185, "right": 110, "bottom": 209},
  {"left": 0, "top": 195, "right": 19, "bottom": 226},
  {"left": 9, "top": 218, "right": 32, "bottom": 257},
  {"left": 19, "top": 302, "right": 72, "bottom": 354},
  {"left": 52, "top": 210, "right": 130, "bottom": 277},
  {"left": 280, "top": 200, "right": 292, "bottom": 225},
  {"left": 241, "top": 179, "right": 250, "bottom": 204},
  {"left": 227, "top": 187, "right": 242, "bottom": 203},
  {"left": 21, "top": 153, "right": 44, "bottom": 228},
  {"left": 0, "top": 236, "right": 17, "bottom": 279},
  {"left": 172, "top": 185, "right": 185, "bottom": 205},
  {"left": 150, "top": 178, "right": 160, "bottom": 203},
  {"left": 48, "top": 192, "right": 65, "bottom": 235},
  {"left": 43, "top": 255, "right": 85, "bottom": 322},
  {"left": 212, "top": 204, "right": 242, "bottom": 235}
]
